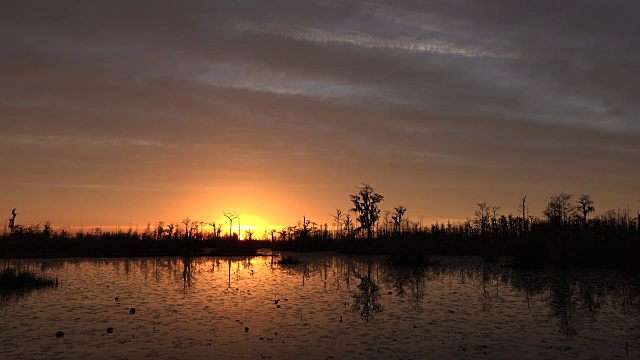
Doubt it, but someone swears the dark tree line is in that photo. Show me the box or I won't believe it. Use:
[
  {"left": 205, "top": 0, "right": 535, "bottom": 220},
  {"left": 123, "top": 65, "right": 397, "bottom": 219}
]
[
  {"left": 2, "top": 186, "right": 640, "bottom": 270},
  {"left": 271, "top": 186, "right": 640, "bottom": 271},
  {"left": 1, "top": 209, "right": 258, "bottom": 258}
]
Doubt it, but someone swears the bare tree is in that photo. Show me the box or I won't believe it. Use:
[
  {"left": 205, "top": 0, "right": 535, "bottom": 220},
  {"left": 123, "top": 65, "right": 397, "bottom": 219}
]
[
  {"left": 223, "top": 212, "right": 238, "bottom": 238},
  {"left": 475, "top": 202, "right": 490, "bottom": 236},
  {"left": 344, "top": 214, "right": 353, "bottom": 238},
  {"left": 8, "top": 208, "right": 17, "bottom": 235},
  {"left": 268, "top": 229, "right": 277, "bottom": 244},
  {"left": 331, "top": 209, "right": 343, "bottom": 240},
  {"left": 518, "top": 196, "right": 528, "bottom": 236},
  {"left": 167, "top": 223, "right": 175, "bottom": 239}
]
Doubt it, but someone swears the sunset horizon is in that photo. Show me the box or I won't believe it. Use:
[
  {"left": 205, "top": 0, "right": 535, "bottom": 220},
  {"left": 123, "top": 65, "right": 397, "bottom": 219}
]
[
  {"left": 4, "top": 186, "right": 638, "bottom": 240},
  {"left": 2, "top": 2, "right": 640, "bottom": 358},
  {"left": 2, "top": 1, "right": 638, "bottom": 236}
]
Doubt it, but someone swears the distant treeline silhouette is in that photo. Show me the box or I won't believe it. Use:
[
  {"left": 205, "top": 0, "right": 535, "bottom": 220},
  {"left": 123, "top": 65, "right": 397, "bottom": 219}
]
[
  {"left": 2, "top": 185, "right": 639, "bottom": 270},
  {"left": 272, "top": 186, "right": 640, "bottom": 271},
  {"left": 1, "top": 214, "right": 259, "bottom": 258}
]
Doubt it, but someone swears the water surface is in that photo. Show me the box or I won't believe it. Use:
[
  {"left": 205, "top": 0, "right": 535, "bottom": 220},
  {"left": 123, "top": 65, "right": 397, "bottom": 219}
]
[{"left": 1, "top": 254, "right": 639, "bottom": 359}]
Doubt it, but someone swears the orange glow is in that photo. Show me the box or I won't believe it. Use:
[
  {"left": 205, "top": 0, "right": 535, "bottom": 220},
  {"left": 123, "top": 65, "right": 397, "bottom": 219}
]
[
  {"left": 212, "top": 214, "right": 283, "bottom": 240},
  {"left": 181, "top": 181, "right": 320, "bottom": 240}
]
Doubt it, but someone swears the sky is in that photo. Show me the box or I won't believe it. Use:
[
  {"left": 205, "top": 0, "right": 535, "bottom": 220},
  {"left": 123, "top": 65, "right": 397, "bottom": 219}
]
[{"left": 1, "top": 0, "right": 639, "bottom": 236}]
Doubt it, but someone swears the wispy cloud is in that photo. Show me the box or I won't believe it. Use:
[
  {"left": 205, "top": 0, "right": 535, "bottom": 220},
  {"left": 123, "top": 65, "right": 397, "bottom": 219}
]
[
  {"left": 237, "top": 22, "right": 528, "bottom": 60},
  {"left": 0, "top": 135, "right": 173, "bottom": 148},
  {"left": 10, "top": 182, "right": 112, "bottom": 190},
  {"left": 195, "top": 61, "right": 390, "bottom": 101},
  {"left": 8, "top": 181, "right": 226, "bottom": 193}
]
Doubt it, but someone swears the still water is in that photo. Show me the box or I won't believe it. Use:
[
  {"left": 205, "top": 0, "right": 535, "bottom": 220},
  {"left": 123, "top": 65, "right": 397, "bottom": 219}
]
[{"left": 1, "top": 254, "right": 639, "bottom": 359}]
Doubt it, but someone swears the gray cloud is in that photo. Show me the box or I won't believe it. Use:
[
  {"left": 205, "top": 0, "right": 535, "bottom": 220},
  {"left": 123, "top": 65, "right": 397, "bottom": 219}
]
[{"left": 1, "top": 0, "right": 639, "bottom": 224}]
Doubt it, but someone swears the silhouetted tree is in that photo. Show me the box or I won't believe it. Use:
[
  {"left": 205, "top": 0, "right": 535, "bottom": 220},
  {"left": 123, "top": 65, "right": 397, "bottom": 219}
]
[
  {"left": 268, "top": 229, "right": 277, "bottom": 244},
  {"left": 223, "top": 212, "right": 238, "bottom": 239},
  {"left": 577, "top": 194, "right": 595, "bottom": 225},
  {"left": 8, "top": 209, "right": 17, "bottom": 235},
  {"left": 344, "top": 214, "right": 353, "bottom": 239},
  {"left": 167, "top": 223, "right": 175, "bottom": 239},
  {"left": 489, "top": 206, "right": 500, "bottom": 235},
  {"left": 543, "top": 192, "right": 573, "bottom": 224},
  {"left": 350, "top": 184, "right": 384, "bottom": 243},
  {"left": 475, "top": 202, "right": 490, "bottom": 236},
  {"left": 518, "top": 196, "right": 528, "bottom": 237},
  {"left": 42, "top": 221, "right": 52, "bottom": 239},
  {"left": 331, "top": 209, "right": 343, "bottom": 240},
  {"left": 156, "top": 221, "right": 165, "bottom": 240},
  {"left": 392, "top": 205, "right": 407, "bottom": 235}
]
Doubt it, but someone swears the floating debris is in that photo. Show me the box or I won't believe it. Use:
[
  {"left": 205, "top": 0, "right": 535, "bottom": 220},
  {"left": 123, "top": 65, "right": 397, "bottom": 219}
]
[
  {"left": 244, "top": 327, "right": 249, "bottom": 332},
  {"left": 55, "top": 331, "right": 64, "bottom": 338},
  {"left": 130, "top": 308, "right": 136, "bottom": 315},
  {"left": 107, "top": 327, "right": 114, "bottom": 334}
]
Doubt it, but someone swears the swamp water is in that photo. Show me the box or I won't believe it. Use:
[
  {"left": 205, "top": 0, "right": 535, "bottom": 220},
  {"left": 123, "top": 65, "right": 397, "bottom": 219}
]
[{"left": 1, "top": 254, "right": 639, "bottom": 359}]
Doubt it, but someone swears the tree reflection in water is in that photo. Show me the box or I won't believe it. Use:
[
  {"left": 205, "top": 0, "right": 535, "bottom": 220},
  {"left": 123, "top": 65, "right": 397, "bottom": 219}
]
[
  {"left": 550, "top": 275, "right": 578, "bottom": 338},
  {"left": 351, "top": 260, "right": 382, "bottom": 321},
  {"left": 182, "top": 256, "right": 192, "bottom": 293},
  {"left": 382, "top": 257, "right": 431, "bottom": 312},
  {"left": 4, "top": 255, "right": 639, "bottom": 342}
]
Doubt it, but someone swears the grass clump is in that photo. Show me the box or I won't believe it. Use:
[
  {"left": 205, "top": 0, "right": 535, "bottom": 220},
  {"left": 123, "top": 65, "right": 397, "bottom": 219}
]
[
  {"left": 0, "top": 268, "right": 56, "bottom": 290},
  {"left": 278, "top": 256, "right": 302, "bottom": 265}
]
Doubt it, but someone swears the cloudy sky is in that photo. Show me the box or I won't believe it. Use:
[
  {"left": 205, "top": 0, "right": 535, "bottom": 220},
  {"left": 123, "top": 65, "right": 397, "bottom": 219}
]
[{"left": 1, "top": 0, "right": 639, "bottom": 234}]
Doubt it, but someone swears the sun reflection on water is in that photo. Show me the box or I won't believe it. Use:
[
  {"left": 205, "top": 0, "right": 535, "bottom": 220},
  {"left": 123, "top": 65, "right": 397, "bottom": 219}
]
[{"left": 1, "top": 255, "right": 639, "bottom": 359}]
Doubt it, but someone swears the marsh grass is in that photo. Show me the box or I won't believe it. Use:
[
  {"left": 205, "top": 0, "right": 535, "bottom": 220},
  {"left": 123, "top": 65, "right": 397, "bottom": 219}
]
[
  {"left": 278, "top": 256, "right": 302, "bottom": 265},
  {"left": 0, "top": 267, "right": 56, "bottom": 290}
]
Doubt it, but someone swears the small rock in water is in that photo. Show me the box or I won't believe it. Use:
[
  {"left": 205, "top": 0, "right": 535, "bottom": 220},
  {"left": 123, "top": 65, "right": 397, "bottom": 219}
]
[
  {"left": 276, "top": 305, "right": 281, "bottom": 308},
  {"left": 244, "top": 327, "right": 249, "bottom": 332},
  {"left": 115, "top": 296, "right": 119, "bottom": 301},
  {"left": 130, "top": 308, "right": 136, "bottom": 315},
  {"left": 107, "top": 327, "right": 114, "bottom": 333},
  {"left": 55, "top": 331, "right": 64, "bottom": 338}
]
